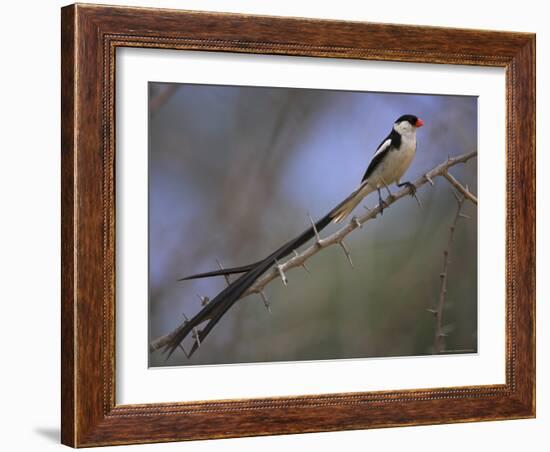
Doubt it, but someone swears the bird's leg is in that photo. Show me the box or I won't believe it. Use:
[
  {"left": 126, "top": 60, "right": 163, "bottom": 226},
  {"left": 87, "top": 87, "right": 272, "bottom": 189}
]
[
  {"left": 377, "top": 187, "right": 389, "bottom": 214},
  {"left": 381, "top": 178, "right": 393, "bottom": 198}
]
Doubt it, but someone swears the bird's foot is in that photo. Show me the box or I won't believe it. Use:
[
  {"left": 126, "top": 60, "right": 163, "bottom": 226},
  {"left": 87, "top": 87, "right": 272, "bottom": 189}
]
[
  {"left": 398, "top": 181, "right": 422, "bottom": 209},
  {"left": 398, "top": 181, "right": 417, "bottom": 196}
]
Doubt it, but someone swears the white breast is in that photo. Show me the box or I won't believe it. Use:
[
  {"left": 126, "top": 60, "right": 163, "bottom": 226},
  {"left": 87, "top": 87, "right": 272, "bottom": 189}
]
[{"left": 368, "top": 134, "right": 416, "bottom": 187}]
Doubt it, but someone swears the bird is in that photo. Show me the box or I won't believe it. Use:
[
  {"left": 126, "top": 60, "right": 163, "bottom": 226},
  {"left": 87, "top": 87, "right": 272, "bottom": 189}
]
[
  {"left": 162, "top": 114, "right": 424, "bottom": 358},
  {"left": 331, "top": 114, "right": 424, "bottom": 222}
]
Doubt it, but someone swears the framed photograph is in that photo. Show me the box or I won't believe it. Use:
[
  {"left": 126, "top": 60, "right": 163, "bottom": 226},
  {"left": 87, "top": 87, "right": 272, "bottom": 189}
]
[{"left": 61, "top": 3, "right": 535, "bottom": 447}]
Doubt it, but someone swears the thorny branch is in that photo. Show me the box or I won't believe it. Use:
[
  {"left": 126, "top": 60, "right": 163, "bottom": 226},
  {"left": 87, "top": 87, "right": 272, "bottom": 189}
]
[
  {"left": 443, "top": 171, "right": 478, "bottom": 205},
  {"left": 150, "top": 151, "right": 477, "bottom": 353},
  {"left": 431, "top": 194, "right": 466, "bottom": 354},
  {"left": 242, "top": 151, "right": 477, "bottom": 299}
]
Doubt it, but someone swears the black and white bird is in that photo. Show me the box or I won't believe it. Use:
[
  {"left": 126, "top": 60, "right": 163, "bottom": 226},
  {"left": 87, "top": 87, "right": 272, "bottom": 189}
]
[
  {"left": 332, "top": 114, "right": 424, "bottom": 221},
  {"left": 163, "top": 114, "right": 424, "bottom": 358}
]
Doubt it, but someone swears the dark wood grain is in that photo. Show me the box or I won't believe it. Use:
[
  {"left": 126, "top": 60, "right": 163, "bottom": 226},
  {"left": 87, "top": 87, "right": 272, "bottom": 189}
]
[
  {"left": 61, "top": 3, "right": 536, "bottom": 447},
  {"left": 60, "top": 5, "right": 75, "bottom": 446}
]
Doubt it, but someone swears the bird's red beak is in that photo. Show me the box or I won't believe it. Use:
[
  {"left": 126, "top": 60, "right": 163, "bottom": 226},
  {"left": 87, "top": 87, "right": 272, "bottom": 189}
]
[{"left": 416, "top": 118, "right": 424, "bottom": 127}]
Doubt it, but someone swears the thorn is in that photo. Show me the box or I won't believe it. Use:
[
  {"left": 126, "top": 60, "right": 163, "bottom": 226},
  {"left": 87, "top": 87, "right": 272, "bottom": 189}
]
[
  {"left": 275, "top": 259, "right": 288, "bottom": 286},
  {"left": 412, "top": 191, "right": 422, "bottom": 209},
  {"left": 363, "top": 204, "right": 372, "bottom": 213},
  {"left": 216, "top": 259, "right": 231, "bottom": 286},
  {"left": 339, "top": 240, "right": 354, "bottom": 268},
  {"left": 425, "top": 174, "right": 434, "bottom": 186},
  {"left": 192, "top": 328, "right": 201, "bottom": 348},
  {"left": 307, "top": 212, "right": 321, "bottom": 244},
  {"left": 459, "top": 213, "right": 471, "bottom": 220},
  {"left": 259, "top": 291, "right": 271, "bottom": 314},
  {"left": 352, "top": 216, "right": 362, "bottom": 229},
  {"left": 293, "top": 249, "right": 310, "bottom": 273},
  {"left": 182, "top": 312, "right": 189, "bottom": 322},
  {"left": 427, "top": 309, "right": 438, "bottom": 316},
  {"left": 197, "top": 294, "right": 210, "bottom": 306}
]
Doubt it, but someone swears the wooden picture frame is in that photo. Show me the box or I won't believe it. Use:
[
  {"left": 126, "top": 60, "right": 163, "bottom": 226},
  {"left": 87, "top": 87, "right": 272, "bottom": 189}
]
[{"left": 61, "top": 3, "right": 535, "bottom": 447}]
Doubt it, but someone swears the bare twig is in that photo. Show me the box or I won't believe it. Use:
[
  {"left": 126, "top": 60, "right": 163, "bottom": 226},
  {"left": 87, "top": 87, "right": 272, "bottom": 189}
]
[
  {"left": 443, "top": 171, "right": 478, "bottom": 205},
  {"left": 150, "top": 151, "right": 477, "bottom": 352},
  {"left": 432, "top": 195, "right": 466, "bottom": 354}
]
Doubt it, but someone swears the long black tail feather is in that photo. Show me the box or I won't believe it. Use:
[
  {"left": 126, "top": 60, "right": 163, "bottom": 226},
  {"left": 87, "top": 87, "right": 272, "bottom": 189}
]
[
  {"left": 178, "top": 183, "right": 367, "bottom": 282},
  {"left": 177, "top": 263, "right": 259, "bottom": 281},
  {"left": 164, "top": 187, "right": 369, "bottom": 358},
  {"left": 163, "top": 211, "right": 334, "bottom": 358}
]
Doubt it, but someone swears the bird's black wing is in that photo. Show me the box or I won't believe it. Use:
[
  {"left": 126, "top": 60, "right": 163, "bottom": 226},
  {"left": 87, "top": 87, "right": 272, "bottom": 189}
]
[{"left": 361, "top": 129, "right": 400, "bottom": 183}]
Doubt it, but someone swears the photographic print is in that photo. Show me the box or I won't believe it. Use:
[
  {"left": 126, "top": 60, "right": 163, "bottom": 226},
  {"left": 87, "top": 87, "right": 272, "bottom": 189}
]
[{"left": 148, "top": 82, "right": 478, "bottom": 367}]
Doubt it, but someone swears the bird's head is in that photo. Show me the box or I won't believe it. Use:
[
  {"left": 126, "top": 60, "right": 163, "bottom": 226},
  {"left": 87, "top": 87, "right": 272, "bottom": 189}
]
[{"left": 393, "top": 114, "right": 424, "bottom": 136}]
